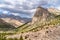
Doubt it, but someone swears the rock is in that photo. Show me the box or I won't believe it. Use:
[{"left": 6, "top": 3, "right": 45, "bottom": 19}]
[{"left": 32, "top": 6, "right": 54, "bottom": 24}]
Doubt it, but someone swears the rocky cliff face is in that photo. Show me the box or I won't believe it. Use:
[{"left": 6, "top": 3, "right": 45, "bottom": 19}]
[
  {"left": 32, "top": 6, "right": 54, "bottom": 24},
  {"left": 48, "top": 8, "right": 60, "bottom": 15}
]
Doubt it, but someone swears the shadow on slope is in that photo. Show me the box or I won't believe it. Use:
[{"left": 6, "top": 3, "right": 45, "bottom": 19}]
[{"left": 0, "top": 19, "right": 16, "bottom": 31}]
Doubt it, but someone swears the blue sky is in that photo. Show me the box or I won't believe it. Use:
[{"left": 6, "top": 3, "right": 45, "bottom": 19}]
[{"left": 0, "top": 0, "right": 60, "bottom": 18}]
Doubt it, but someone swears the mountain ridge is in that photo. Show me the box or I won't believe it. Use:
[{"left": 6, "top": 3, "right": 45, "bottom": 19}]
[{"left": 0, "top": 14, "right": 32, "bottom": 27}]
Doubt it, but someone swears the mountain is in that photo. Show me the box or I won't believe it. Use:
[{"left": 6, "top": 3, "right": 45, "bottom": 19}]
[
  {"left": 15, "top": 6, "right": 55, "bottom": 33},
  {"left": 32, "top": 6, "right": 55, "bottom": 24},
  {"left": 0, "top": 18, "right": 15, "bottom": 31},
  {"left": 48, "top": 8, "right": 60, "bottom": 15},
  {"left": 1, "top": 18, "right": 24, "bottom": 28},
  {"left": 0, "top": 14, "right": 32, "bottom": 27},
  {"left": 0, "top": 6, "right": 60, "bottom": 40}
]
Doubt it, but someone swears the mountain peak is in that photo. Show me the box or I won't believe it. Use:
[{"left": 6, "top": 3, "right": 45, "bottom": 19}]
[{"left": 32, "top": 6, "right": 54, "bottom": 24}]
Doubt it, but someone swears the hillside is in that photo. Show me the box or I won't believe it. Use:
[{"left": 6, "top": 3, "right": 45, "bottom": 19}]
[
  {"left": 0, "top": 14, "right": 32, "bottom": 28},
  {"left": 48, "top": 8, "right": 60, "bottom": 15},
  {"left": 32, "top": 7, "right": 55, "bottom": 24},
  {"left": 0, "top": 18, "right": 15, "bottom": 31},
  {"left": 1, "top": 18, "right": 24, "bottom": 28}
]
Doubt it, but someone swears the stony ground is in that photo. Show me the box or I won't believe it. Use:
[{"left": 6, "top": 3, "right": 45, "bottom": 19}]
[{"left": 6, "top": 25, "right": 60, "bottom": 40}]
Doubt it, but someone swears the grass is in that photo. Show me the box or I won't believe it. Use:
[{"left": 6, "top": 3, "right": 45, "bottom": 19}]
[
  {"left": 0, "top": 33, "right": 24, "bottom": 40},
  {"left": 0, "top": 33, "right": 15, "bottom": 40}
]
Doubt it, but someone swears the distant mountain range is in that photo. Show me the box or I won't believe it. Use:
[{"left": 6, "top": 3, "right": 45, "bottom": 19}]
[{"left": 0, "top": 14, "right": 32, "bottom": 27}]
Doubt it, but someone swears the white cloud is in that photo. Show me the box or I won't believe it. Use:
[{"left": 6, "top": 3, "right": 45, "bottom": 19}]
[
  {"left": 56, "top": 6, "right": 60, "bottom": 10},
  {"left": 0, "top": 0, "right": 60, "bottom": 18},
  {"left": 7, "top": 5, "right": 15, "bottom": 8},
  {"left": 25, "top": 9, "right": 36, "bottom": 13},
  {"left": 11, "top": 13, "right": 20, "bottom": 16},
  {"left": 0, "top": 4, "right": 6, "bottom": 7},
  {"left": 2, "top": 10, "right": 8, "bottom": 14},
  {"left": 0, "top": 0, "right": 59, "bottom": 10},
  {"left": 4, "top": 0, "right": 15, "bottom": 5}
]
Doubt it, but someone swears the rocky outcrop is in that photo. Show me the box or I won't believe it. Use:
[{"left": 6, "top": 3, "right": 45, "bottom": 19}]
[
  {"left": 32, "top": 6, "right": 54, "bottom": 24},
  {"left": 48, "top": 8, "right": 60, "bottom": 15}
]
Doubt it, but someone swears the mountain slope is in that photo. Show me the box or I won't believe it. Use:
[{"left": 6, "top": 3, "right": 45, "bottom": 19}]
[
  {"left": 32, "top": 7, "right": 55, "bottom": 24},
  {"left": 0, "top": 18, "right": 15, "bottom": 31},
  {"left": 0, "top": 14, "right": 32, "bottom": 27},
  {"left": 1, "top": 18, "right": 24, "bottom": 28},
  {"left": 16, "top": 6, "right": 55, "bottom": 33},
  {"left": 48, "top": 8, "right": 60, "bottom": 16}
]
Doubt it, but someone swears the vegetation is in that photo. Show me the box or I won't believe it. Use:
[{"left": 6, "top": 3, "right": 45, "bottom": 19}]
[
  {"left": 13, "top": 15, "right": 60, "bottom": 33},
  {"left": 0, "top": 15, "right": 60, "bottom": 40},
  {"left": 0, "top": 33, "right": 14, "bottom": 40},
  {"left": 0, "top": 33, "right": 24, "bottom": 40}
]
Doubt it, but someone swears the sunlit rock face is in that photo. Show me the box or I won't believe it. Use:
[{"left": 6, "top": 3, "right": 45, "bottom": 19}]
[
  {"left": 48, "top": 8, "right": 60, "bottom": 15},
  {"left": 1, "top": 18, "right": 24, "bottom": 28},
  {"left": 32, "top": 6, "right": 54, "bottom": 24}
]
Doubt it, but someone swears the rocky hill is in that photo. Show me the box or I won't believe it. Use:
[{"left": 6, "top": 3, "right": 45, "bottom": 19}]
[{"left": 32, "top": 6, "right": 55, "bottom": 24}]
